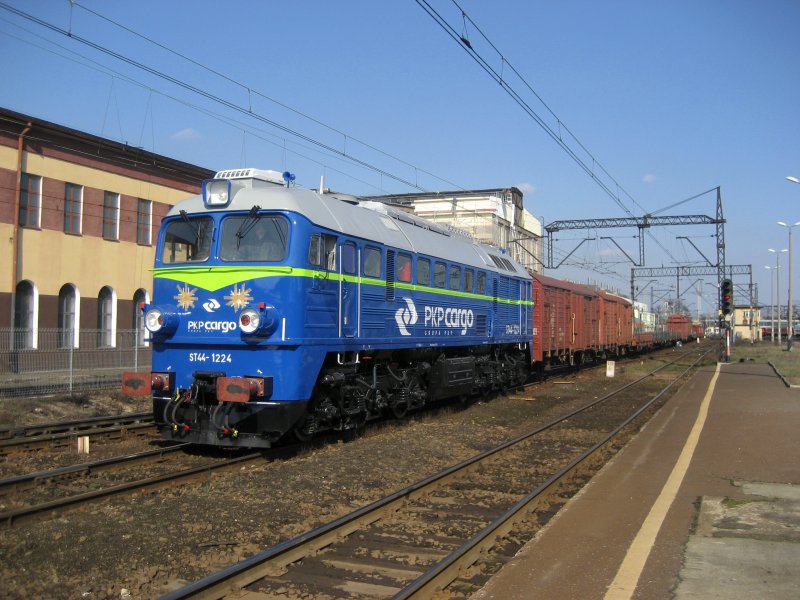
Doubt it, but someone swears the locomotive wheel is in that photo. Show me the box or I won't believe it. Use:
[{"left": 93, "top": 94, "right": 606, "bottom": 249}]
[
  {"left": 388, "top": 396, "right": 408, "bottom": 419},
  {"left": 291, "top": 413, "right": 317, "bottom": 443}
]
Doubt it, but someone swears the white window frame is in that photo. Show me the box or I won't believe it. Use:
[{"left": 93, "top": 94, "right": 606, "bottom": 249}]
[
  {"left": 13, "top": 280, "right": 39, "bottom": 350},
  {"left": 58, "top": 283, "right": 80, "bottom": 349},
  {"left": 137, "top": 199, "right": 152, "bottom": 245},
  {"left": 103, "top": 191, "right": 120, "bottom": 241},
  {"left": 20, "top": 173, "right": 42, "bottom": 228},
  {"left": 98, "top": 286, "right": 117, "bottom": 348},
  {"left": 64, "top": 182, "right": 84, "bottom": 235}
]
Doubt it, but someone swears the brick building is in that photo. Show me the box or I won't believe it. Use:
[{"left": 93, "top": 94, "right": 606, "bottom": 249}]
[{"left": 0, "top": 107, "right": 213, "bottom": 353}]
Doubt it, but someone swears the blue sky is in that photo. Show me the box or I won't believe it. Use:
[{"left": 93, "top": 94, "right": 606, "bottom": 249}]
[{"left": 1, "top": 0, "right": 798, "bottom": 314}]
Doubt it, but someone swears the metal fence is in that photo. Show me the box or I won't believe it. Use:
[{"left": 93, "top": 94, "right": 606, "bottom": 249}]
[{"left": 0, "top": 328, "right": 151, "bottom": 397}]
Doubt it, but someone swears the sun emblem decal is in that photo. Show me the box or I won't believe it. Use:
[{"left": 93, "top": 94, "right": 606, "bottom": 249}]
[
  {"left": 224, "top": 283, "right": 253, "bottom": 312},
  {"left": 174, "top": 283, "right": 198, "bottom": 310}
]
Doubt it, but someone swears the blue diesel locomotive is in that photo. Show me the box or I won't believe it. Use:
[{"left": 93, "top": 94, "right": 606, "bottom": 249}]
[{"left": 123, "top": 169, "right": 533, "bottom": 447}]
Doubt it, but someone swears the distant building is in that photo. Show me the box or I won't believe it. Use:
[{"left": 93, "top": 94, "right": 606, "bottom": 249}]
[
  {"left": 0, "top": 107, "right": 213, "bottom": 349},
  {"left": 733, "top": 305, "right": 762, "bottom": 342},
  {"left": 365, "top": 188, "right": 543, "bottom": 273}
]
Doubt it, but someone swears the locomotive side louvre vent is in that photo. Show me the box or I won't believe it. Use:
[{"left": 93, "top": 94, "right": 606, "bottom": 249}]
[
  {"left": 475, "top": 314, "right": 488, "bottom": 336},
  {"left": 493, "top": 278, "right": 498, "bottom": 313},
  {"left": 386, "top": 249, "right": 396, "bottom": 301}
]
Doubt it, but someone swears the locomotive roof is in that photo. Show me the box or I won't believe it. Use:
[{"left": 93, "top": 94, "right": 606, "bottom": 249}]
[{"left": 167, "top": 178, "right": 529, "bottom": 277}]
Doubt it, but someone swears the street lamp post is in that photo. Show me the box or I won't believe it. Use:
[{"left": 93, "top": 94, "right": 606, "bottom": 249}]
[
  {"left": 769, "top": 248, "right": 787, "bottom": 344},
  {"left": 765, "top": 266, "right": 775, "bottom": 342},
  {"left": 777, "top": 221, "right": 800, "bottom": 350},
  {"left": 785, "top": 176, "right": 800, "bottom": 349}
]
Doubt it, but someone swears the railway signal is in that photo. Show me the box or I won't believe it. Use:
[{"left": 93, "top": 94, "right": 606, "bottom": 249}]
[{"left": 721, "top": 279, "right": 733, "bottom": 315}]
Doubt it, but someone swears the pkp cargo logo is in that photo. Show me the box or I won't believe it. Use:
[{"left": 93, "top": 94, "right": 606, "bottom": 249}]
[
  {"left": 395, "top": 298, "right": 418, "bottom": 336},
  {"left": 202, "top": 298, "right": 221, "bottom": 313}
]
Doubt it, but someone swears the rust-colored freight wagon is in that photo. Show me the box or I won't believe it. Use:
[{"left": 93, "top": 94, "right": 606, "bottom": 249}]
[{"left": 531, "top": 275, "right": 633, "bottom": 373}]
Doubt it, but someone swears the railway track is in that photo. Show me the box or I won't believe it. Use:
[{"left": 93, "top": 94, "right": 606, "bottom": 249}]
[
  {"left": 0, "top": 445, "right": 265, "bottom": 527},
  {"left": 0, "top": 412, "right": 154, "bottom": 456},
  {"left": 161, "top": 346, "right": 714, "bottom": 599},
  {"left": 0, "top": 411, "right": 152, "bottom": 440}
]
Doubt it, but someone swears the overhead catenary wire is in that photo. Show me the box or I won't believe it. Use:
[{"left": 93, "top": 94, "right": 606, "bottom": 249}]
[
  {"left": 0, "top": 22, "right": 380, "bottom": 192},
  {"left": 68, "top": 1, "right": 445, "bottom": 189},
  {"left": 2, "top": 1, "right": 695, "bottom": 286},
  {"left": 0, "top": 1, "right": 444, "bottom": 193},
  {"left": 414, "top": 0, "right": 643, "bottom": 219},
  {"left": 415, "top": 1, "right": 695, "bottom": 268}
]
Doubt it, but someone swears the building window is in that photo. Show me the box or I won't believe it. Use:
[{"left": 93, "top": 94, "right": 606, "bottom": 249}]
[
  {"left": 136, "top": 199, "right": 152, "bottom": 245},
  {"left": 132, "top": 288, "right": 149, "bottom": 347},
  {"left": 64, "top": 183, "right": 83, "bottom": 234},
  {"left": 103, "top": 192, "right": 120, "bottom": 241},
  {"left": 58, "top": 284, "right": 79, "bottom": 349},
  {"left": 13, "top": 280, "right": 38, "bottom": 350},
  {"left": 19, "top": 173, "right": 41, "bottom": 228},
  {"left": 98, "top": 286, "right": 116, "bottom": 348}
]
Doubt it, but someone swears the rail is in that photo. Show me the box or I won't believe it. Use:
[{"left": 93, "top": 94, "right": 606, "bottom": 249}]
[{"left": 160, "top": 346, "right": 713, "bottom": 599}]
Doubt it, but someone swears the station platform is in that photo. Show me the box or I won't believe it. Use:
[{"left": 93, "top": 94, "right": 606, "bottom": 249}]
[{"left": 475, "top": 361, "right": 800, "bottom": 600}]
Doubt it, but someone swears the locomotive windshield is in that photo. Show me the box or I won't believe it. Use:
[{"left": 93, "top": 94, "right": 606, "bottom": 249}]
[
  {"left": 220, "top": 215, "right": 289, "bottom": 262},
  {"left": 161, "top": 216, "right": 213, "bottom": 264}
]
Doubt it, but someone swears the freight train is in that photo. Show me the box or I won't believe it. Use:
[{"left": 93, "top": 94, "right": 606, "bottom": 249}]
[{"left": 123, "top": 168, "right": 697, "bottom": 448}]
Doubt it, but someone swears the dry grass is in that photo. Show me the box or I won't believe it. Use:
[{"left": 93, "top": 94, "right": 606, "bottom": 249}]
[{"left": 730, "top": 340, "right": 800, "bottom": 385}]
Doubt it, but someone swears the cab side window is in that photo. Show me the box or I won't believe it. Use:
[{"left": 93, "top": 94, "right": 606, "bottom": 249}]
[
  {"left": 342, "top": 242, "right": 356, "bottom": 275},
  {"left": 309, "top": 233, "right": 337, "bottom": 270}
]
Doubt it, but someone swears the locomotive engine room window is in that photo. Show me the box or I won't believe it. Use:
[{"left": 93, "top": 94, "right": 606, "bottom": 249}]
[
  {"left": 363, "top": 247, "right": 381, "bottom": 277},
  {"left": 464, "top": 269, "right": 474, "bottom": 293},
  {"left": 477, "top": 271, "right": 486, "bottom": 294},
  {"left": 397, "top": 254, "right": 412, "bottom": 283},
  {"left": 417, "top": 258, "right": 431, "bottom": 286},
  {"left": 162, "top": 217, "right": 213, "bottom": 264},
  {"left": 449, "top": 265, "right": 461, "bottom": 290},
  {"left": 221, "top": 215, "right": 289, "bottom": 262},
  {"left": 434, "top": 262, "right": 446, "bottom": 288},
  {"left": 342, "top": 241, "right": 357, "bottom": 274}
]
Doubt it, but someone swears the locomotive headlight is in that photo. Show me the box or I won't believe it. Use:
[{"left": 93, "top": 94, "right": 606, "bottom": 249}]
[
  {"left": 239, "top": 308, "right": 260, "bottom": 334},
  {"left": 144, "top": 307, "right": 179, "bottom": 336},
  {"left": 145, "top": 308, "right": 165, "bottom": 333},
  {"left": 238, "top": 304, "right": 279, "bottom": 338},
  {"left": 203, "top": 178, "right": 231, "bottom": 207}
]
